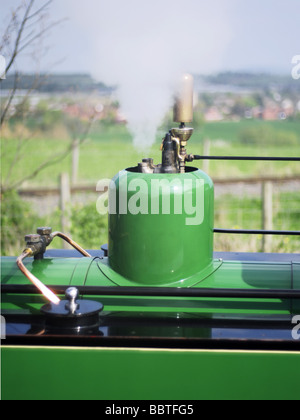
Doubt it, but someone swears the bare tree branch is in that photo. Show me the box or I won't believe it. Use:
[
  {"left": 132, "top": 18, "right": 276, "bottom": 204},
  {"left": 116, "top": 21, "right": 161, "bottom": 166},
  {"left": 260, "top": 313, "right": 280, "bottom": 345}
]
[
  {"left": 3, "top": 115, "right": 97, "bottom": 192},
  {"left": 0, "top": 68, "right": 50, "bottom": 128},
  {"left": 4, "top": 0, "right": 35, "bottom": 76},
  {"left": 17, "top": 18, "right": 67, "bottom": 56},
  {"left": 0, "top": 5, "right": 23, "bottom": 53},
  {"left": 27, "top": 0, "right": 53, "bottom": 21},
  {"left": 1, "top": 70, "right": 49, "bottom": 178},
  {"left": 0, "top": 0, "right": 76, "bottom": 193},
  {"left": 1, "top": 0, "right": 60, "bottom": 78},
  {"left": 0, "top": 72, "right": 20, "bottom": 126}
]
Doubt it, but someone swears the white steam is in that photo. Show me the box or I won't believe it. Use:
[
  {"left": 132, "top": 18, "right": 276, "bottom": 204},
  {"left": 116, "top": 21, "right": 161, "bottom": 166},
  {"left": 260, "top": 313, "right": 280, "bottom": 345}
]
[{"left": 72, "top": 0, "right": 235, "bottom": 149}]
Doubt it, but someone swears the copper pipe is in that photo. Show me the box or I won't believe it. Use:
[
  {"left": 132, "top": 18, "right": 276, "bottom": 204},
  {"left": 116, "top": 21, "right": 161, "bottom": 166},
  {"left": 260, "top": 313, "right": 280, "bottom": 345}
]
[
  {"left": 16, "top": 249, "right": 60, "bottom": 304},
  {"left": 50, "top": 231, "right": 92, "bottom": 257}
]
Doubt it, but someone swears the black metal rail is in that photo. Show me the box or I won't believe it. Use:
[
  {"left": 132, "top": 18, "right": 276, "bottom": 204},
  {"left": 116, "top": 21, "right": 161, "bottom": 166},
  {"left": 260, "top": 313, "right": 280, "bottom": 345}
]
[
  {"left": 2, "top": 284, "right": 300, "bottom": 299},
  {"left": 193, "top": 155, "right": 300, "bottom": 161},
  {"left": 197, "top": 155, "right": 300, "bottom": 237},
  {"left": 214, "top": 228, "right": 300, "bottom": 236}
]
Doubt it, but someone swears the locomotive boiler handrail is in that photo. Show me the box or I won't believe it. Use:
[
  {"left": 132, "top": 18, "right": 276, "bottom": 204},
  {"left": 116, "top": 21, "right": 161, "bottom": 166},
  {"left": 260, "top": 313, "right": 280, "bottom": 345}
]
[
  {"left": 2, "top": 284, "right": 300, "bottom": 300},
  {"left": 214, "top": 228, "right": 300, "bottom": 236}
]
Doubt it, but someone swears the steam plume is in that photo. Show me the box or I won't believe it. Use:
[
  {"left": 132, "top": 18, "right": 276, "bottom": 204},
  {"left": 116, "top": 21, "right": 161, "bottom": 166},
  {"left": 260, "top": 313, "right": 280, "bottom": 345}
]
[{"left": 73, "top": 0, "right": 235, "bottom": 149}]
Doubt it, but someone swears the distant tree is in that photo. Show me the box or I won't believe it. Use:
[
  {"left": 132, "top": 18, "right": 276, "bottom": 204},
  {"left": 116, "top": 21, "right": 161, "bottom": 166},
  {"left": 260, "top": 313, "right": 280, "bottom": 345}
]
[
  {"left": 231, "top": 97, "right": 246, "bottom": 118},
  {"left": 0, "top": 0, "right": 64, "bottom": 126},
  {"left": 201, "top": 93, "right": 214, "bottom": 108}
]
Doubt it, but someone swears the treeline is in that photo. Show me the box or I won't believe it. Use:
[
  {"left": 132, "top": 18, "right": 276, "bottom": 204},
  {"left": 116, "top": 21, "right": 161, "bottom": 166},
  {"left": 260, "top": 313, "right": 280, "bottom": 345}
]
[
  {"left": 199, "top": 72, "right": 300, "bottom": 94},
  {"left": 1, "top": 73, "right": 114, "bottom": 94},
  {"left": 2, "top": 71, "right": 299, "bottom": 94}
]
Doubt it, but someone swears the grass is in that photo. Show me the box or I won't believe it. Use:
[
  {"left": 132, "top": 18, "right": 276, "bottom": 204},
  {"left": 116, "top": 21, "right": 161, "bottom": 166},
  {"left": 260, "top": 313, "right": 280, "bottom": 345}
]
[
  {"left": 1, "top": 136, "right": 299, "bottom": 187},
  {"left": 202, "top": 120, "right": 300, "bottom": 142},
  {"left": 1, "top": 119, "right": 300, "bottom": 188},
  {"left": 199, "top": 119, "right": 300, "bottom": 143}
]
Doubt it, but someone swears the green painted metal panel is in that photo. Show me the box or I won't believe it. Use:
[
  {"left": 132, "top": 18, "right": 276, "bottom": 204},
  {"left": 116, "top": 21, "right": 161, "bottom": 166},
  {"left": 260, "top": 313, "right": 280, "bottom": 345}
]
[
  {"left": 2, "top": 346, "right": 300, "bottom": 400},
  {"left": 1, "top": 257, "right": 79, "bottom": 286},
  {"left": 0, "top": 256, "right": 297, "bottom": 316}
]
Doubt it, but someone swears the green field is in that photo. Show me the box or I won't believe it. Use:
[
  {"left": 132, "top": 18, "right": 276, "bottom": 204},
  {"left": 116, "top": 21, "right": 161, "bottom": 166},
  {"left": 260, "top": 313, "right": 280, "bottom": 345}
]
[
  {"left": 200, "top": 119, "right": 300, "bottom": 143},
  {"left": 1, "top": 120, "right": 300, "bottom": 187}
]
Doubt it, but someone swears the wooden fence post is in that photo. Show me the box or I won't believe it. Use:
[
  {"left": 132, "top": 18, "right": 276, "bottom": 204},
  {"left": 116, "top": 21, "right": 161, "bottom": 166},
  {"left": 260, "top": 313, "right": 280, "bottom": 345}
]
[
  {"left": 59, "top": 172, "right": 71, "bottom": 248},
  {"left": 262, "top": 181, "right": 273, "bottom": 253}
]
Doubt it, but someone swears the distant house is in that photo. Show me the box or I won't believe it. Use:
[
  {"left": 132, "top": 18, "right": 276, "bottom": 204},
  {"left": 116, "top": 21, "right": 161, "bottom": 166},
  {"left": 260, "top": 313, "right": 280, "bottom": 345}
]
[
  {"left": 262, "top": 105, "right": 280, "bottom": 121},
  {"left": 204, "top": 107, "right": 223, "bottom": 121},
  {"left": 260, "top": 99, "right": 294, "bottom": 121},
  {"left": 63, "top": 103, "right": 102, "bottom": 121}
]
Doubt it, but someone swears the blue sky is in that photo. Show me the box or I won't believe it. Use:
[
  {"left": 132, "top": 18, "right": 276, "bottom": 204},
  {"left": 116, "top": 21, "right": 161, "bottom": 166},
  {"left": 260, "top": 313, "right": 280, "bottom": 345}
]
[
  {"left": 0, "top": 0, "right": 299, "bottom": 78},
  {"left": 224, "top": 0, "right": 300, "bottom": 73}
]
